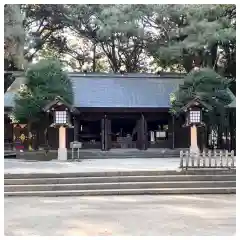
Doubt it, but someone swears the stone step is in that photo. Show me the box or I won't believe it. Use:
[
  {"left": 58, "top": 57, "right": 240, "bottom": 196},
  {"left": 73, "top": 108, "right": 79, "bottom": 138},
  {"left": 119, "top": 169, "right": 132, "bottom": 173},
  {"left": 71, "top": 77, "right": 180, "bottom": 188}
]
[
  {"left": 4, "top": 169, "right": 236, "bottom": 179},
  {"left": 4, "top": 151, "right": 16, "bottom": 158},
  {"left": 4, "top": 174, "right": 236, "bottom": 185},
  {"left": 16, "top": 149, "right": 187, "bottom": 160},
  {"left": 5, "top": 181, "right": 236, "bottom": 192},
  {"left": 4, "top": 187, "right": 236, "bottom": 197},
  {"left": 78, "top": 154, "right": 180, "bottom": 159}
]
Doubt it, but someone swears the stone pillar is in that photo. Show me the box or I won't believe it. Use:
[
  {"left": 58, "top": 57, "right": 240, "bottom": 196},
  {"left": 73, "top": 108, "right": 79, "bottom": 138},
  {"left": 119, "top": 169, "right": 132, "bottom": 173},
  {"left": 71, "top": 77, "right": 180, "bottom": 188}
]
[
  {"left": 58, "top": 126, "right": 67, "bottom": 161},
  {"left": 190, "top": 124, "right": 199, "bottom": 153}
]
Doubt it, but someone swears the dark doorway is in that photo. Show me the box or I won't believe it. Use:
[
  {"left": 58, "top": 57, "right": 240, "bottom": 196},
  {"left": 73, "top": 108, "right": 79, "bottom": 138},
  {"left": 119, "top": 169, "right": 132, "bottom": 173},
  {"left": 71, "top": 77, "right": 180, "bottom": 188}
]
[
  {"left": 147, "top": 119, "right": 169, "bottom": 148},
  {"left": 111, "top": 118, "right": 137, "bottom": 148},
  {"left": 78, "top": 120, "right": 101, "bottom": 149}
]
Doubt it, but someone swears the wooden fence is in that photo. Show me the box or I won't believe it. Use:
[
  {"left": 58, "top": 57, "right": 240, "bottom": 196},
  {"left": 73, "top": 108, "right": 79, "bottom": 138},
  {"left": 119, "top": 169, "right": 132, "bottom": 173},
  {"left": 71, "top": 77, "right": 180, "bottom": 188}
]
[{"left": 180, "top": 150, "right": 235, "bottom": 170}]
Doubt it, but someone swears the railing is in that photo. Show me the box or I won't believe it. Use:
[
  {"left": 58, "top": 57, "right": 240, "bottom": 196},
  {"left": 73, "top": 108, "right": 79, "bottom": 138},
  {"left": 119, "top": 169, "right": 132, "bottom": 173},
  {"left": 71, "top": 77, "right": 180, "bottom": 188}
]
[{"left": 180, "top": 150, "right": 235, "bottom": 170}]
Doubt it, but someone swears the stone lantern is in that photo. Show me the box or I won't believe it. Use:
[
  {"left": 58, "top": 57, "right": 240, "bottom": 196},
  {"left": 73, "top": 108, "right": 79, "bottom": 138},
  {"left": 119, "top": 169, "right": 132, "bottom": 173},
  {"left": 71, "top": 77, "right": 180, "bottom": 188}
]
[
  {"left": 181, "top": 97, "right": 212, "bottom": 153},
  {"left": 43, "top": 96, "right": 79, "bottom": 161}
]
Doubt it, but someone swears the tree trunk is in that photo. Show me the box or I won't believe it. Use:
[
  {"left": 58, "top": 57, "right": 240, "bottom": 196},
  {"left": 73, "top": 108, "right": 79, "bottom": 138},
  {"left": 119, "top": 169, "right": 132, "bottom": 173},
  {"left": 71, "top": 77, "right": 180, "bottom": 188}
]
[{"left": 182, "top": 55, "right": 193, "bottom": 73}]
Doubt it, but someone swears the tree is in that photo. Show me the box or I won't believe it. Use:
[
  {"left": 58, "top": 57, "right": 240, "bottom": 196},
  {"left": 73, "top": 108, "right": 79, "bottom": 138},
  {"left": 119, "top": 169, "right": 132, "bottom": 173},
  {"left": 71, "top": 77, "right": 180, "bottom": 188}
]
[
  {"left": 11, "top": 59, "right": 73, "bottom": 127},
  {"left": 170, "top": 68, "right": 233, "bottom": 148},
  {"left": 40, "top": 32, "right": 109, "bottom": 72},
  {"left": 21, "top": 4, "right": 66, "bottom": 62},
  {"left": 146, "top": 4, "right": 236, "bottom": 76},
  {"left": 17, "top": 4, "right": 236, "bottom": 76},
  {"left": 170, "top": 68, "right": 232, "bottom": 114},
  {"left": 35, "top": 4, "right": 151, "bottom": 72}
]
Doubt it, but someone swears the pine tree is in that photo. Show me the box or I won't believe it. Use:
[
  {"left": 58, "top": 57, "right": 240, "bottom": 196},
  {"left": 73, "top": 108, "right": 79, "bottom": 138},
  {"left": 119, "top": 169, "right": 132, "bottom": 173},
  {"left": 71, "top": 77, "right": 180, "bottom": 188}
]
[
  {"left": 12, "top": 59, "right": 73, "bottom": 124},
  {"left": 170, "top": 68, "right": 233, "bottom": 128}
]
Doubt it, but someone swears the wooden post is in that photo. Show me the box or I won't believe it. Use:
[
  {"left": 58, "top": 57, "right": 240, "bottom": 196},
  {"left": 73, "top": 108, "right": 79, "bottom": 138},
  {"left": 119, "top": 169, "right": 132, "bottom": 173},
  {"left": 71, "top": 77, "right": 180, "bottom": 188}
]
[
  {"left": 101, "top": 117, "right": 105, "bottom": 151},
  {"left": 214, "top": 150, "right": 217, "bottom": 167},
  {"left": 225, "top": 150, "right": 229, "bottom": 167},
  {"left": 231, "top": 150, "right": 235, "bottom": 168},
  {"left": 208, "top": 150, "right": 211, "bottom": 167},
  {"left": 73, "top": 116, "right": 79, "bottom": 142},
  {"left": 180, "top": 150, "right": 183, "bottom": 169},
  {"left": 191, "top": 152, "right": 194, "bottom": 167},
  {"left": 197, "top": 152, "right": 200, "bottom": 167},
  {"left": 202, "top": 150, "right": 206, "bottom": 167},
  {"left": 172, "top": 115, "right": 175, "bottom": 149},
  {"left": 220, "top": 150, "right": 223, "bottom": 167},
  {"left": 186, "top": 151, "right": 189, "bottom": 170},
  {"left": 72, "top": 145, "right": 74, "bottom": 160}
]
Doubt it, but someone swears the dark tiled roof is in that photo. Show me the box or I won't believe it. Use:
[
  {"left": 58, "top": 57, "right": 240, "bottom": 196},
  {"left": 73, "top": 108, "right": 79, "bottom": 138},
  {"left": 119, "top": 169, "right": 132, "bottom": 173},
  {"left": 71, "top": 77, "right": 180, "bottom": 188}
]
[
  {"left": 71, "top": 74, "right": 184, "bottom": 108},
  {"left": 7, "top": 73, "right": 235, "bottom": 109},
  {"left": 5, "top": 73, "right": 184, "bottom": 108}
]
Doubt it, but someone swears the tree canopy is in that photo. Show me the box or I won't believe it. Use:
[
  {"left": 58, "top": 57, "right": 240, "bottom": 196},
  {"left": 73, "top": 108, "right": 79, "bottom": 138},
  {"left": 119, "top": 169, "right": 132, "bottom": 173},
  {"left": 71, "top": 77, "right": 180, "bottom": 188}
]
[
  {"left": 15, "top": 4, "right": 235, "bottom": 79},
  {"left": 5, "top": 4, "right": 236, "bottom": 93},
  {"left": 11, "top": 59, "right": 73, "bottom": 124},
  {"left": 170, "top": 68, "right": 233, "bottom": 127}
]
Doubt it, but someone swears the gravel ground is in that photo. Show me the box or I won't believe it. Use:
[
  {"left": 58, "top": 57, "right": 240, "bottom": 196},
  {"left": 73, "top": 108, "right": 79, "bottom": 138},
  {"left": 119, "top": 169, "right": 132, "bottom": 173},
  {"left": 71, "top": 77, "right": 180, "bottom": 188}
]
[{"left": 4, "top": 194, "right": 236, "bottom": 236}]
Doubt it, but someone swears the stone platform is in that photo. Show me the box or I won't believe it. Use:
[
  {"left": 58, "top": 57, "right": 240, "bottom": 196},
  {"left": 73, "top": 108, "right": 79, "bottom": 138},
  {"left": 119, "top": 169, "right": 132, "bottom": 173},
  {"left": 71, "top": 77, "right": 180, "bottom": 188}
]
[{"left": 5, "top": 157, "right": 180, "bottom": 174}]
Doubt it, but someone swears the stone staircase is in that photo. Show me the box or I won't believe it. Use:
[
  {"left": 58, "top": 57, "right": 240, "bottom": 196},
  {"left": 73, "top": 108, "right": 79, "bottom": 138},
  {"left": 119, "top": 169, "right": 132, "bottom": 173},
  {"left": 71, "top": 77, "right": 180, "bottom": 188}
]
[
  {"left": 4, "top": 169, "right": 236, "bottom": 197},
  {"left": 76, "top": 148, "right": 187, "bottom": 159}
]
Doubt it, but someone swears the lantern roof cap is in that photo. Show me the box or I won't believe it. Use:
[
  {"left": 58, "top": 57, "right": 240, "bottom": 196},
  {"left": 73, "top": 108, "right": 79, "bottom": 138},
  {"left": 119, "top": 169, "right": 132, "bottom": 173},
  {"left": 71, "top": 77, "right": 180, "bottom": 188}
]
[
  {"left": 43, "top": 96, "right": 80, "bottom": 114},
  {"left": 180, "top": 97, "right": 213, "bottom": 112}
]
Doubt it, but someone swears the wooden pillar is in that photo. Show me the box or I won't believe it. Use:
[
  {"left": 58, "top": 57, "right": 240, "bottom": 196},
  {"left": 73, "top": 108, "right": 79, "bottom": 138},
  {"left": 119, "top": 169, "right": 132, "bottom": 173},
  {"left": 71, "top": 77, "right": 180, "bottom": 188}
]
[
  {"left": 140, "top": 114, "right": 144, "bottom": 150},
  {"left": 101, "top": 116, "right": 105, "bottom": 151},
  {"left": 101, "top": 115, "right": 111, "bottom": 151},
  {"left": 73, "top": 116, "right": 79, "bottom": 142},
  {"left": 106, "top": 118, "right": 111, "bottom": 151},
  {"left": 172, "top": 115, "right": 175, "bottom": 149},
  {"left": 138, "top": 114, "right": 147, "bottom": 150}
]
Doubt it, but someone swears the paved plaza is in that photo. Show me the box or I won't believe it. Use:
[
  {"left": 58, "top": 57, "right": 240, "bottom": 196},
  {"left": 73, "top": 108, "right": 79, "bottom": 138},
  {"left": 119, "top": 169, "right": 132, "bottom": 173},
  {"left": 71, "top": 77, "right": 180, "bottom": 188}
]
[
  {"left": 4, "top": 158, "right": 180, "bottom": 174},
  {"left": 4, "top": 194, "right": 235, "bottom": 236}
]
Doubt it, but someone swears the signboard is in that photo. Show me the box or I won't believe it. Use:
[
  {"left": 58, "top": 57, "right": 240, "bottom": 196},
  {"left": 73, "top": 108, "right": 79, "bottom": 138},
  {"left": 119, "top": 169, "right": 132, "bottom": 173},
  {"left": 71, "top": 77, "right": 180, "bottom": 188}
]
[{"left": 70, "top": 141, "right": 82, "bottom": 149}]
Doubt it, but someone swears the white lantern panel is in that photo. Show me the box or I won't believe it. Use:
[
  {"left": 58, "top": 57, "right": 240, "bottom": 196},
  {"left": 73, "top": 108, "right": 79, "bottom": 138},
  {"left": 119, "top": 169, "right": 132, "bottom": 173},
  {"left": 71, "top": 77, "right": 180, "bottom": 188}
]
[
  {"left": 189, "top": 110, "right": 201, "bottom": 123},
  {"left": 55, "top": 111, "right": 67, "bottom": 124}
]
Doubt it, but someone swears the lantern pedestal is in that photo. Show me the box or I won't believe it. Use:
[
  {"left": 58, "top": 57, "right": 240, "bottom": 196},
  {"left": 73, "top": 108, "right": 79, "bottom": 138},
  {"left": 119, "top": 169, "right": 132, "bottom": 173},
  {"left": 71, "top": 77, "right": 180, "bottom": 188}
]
[
  {"left": 190, "top": 125, "right": 199, "bottom": 153},
  {"left": 58, "top": 126, "right": 67, "bottom": 161},
  {"left": 58, "top": 148, "right": 67, "bottom": 161}
]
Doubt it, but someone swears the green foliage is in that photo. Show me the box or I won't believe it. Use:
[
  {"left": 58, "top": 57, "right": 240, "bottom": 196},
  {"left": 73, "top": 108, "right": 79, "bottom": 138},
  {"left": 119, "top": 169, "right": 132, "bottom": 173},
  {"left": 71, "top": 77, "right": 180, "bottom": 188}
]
[
  {"left": 146, "top": 4, "right": 236, "bottom": 76},
  {"left": 170, "top": 68, "right": 233, "bottom": 126},
  {"left": 17, "top": 4, "right": 235, "bottom": 77},
  {"left": 12, "top": 59, "right": 73, "bottom": 123}
]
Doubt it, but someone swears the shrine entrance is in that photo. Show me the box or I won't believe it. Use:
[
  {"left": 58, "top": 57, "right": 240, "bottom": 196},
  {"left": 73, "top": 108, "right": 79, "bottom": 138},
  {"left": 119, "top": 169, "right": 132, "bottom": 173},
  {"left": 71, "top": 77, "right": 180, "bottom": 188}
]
[{"left": 111, "top": 118, "right": 137, "bottom": 149}]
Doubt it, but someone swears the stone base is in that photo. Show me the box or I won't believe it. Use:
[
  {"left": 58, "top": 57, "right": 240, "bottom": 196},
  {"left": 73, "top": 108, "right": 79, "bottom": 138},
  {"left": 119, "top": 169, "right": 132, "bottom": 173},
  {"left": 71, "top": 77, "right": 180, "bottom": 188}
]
[
  {"left": 190, "top": 146, "right": 200, "bottom": 154},
  {"left": 58, "top": 148, "right": 68, "bottom": 161}
]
